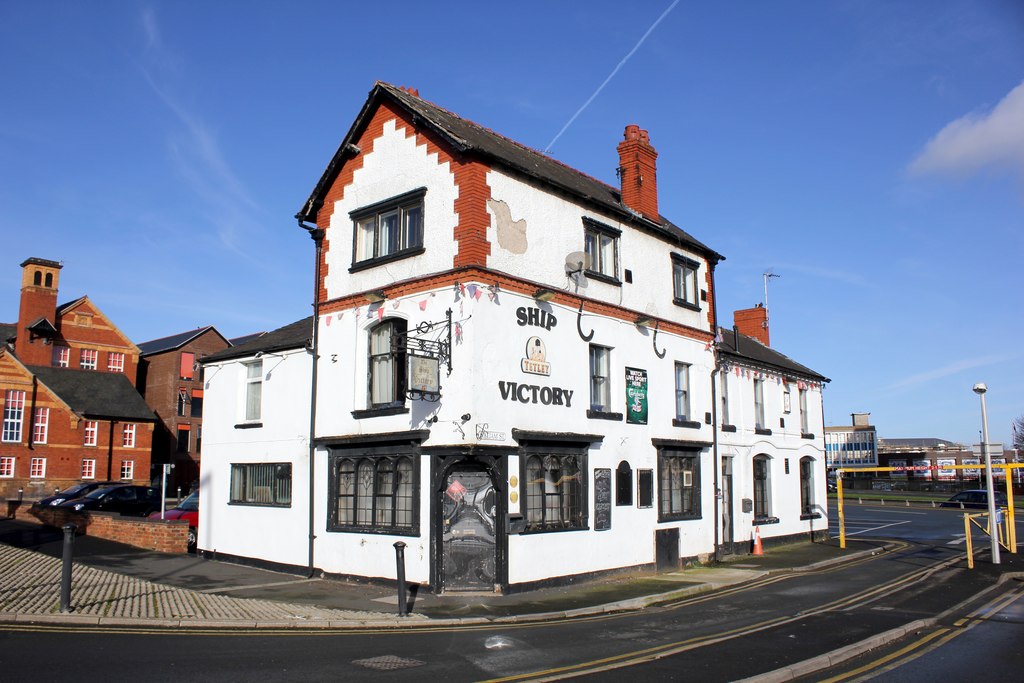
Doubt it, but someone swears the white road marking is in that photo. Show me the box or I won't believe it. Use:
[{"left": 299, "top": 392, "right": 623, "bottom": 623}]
[{"left": 833, "top": 520, "right": 912, "bottom": 537}]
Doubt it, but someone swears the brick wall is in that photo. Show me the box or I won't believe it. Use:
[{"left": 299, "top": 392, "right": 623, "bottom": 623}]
[{"left": 9, "top": 503, "right": 188, "bottom": 554}]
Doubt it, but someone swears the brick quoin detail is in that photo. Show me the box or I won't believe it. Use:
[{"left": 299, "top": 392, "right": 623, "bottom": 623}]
[{"left": 313, "top": 102, "right": 482, "bottom": 302}]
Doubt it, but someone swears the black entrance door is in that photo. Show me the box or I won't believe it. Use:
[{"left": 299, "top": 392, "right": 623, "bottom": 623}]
[{"left": 442, "top": 468, "right": 496, "bottom": 591}]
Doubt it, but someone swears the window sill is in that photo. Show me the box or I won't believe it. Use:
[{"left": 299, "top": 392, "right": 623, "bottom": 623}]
[
  {"left": 227, "top": 501, "right": 290, "bottom": 508},
  {"left": 800, "top": 512, "right": 822, "bottom": 521},
  {"left": 520, "top": 524, "right": 587, "bottom": 535},
  {"left": 721, "top": 424, "right": 737, "bottom": 433},
  {"left": 755, "top": 427, "right": 773, "bottom": 436},
  {"left": 327, "top": 525, "right": 419, "bottom": 537},
  {"left": 672, "top": 297, "right": 701, "bottom": 312},
  {"left": 587, "top": 409, "right": 623, "bottom": 421},
  {"left": 672, "top": 419, "right": 701, "bottom": 429},
  {"left": 584, "top": 270, "right": 621, "bottom": 286},
  {"left": 349, "top": 247, "right": 425, "bottom": 274},
  {"left": 351, "top": 406, "right": 410, "bottom": 420},
  {"left": 658, "top": 513, "right": 702, "bottom": 523},
  {"left": 234, "top": 422, "right": 263, "bottom": 430},
  {"left": 801, "top": 432, "right": 816, "bottom": 440},
  {"left": 753, "top": 516, "right": 780, "bottom": 525}
]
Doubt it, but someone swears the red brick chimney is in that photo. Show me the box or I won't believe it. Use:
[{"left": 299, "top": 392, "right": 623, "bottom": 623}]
[
  {"left": 16, "top": 257, "right": 62, "bottom": 365},
  {"left": 617, "top": 125, "right": 659, "bottom": 221},
  {"left": 734, "top": 304, "right": 770, "bottom": 347}
]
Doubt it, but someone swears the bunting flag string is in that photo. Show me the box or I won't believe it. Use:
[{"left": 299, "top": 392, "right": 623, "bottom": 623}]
[
  {"left": 376, "top": 306, "right": 385, "bottom": 321},
  {"left": 486, "top": 283, "right": 500, "bottom": 303},
  {"left": 454, "top": 322, "right": 463, "bottom": 344},
  {"left": 419, "top": 299, "right": 428, "bottom": 311},
  {"left": 466, "top": 284, "right": 478, "bottom": 300}
]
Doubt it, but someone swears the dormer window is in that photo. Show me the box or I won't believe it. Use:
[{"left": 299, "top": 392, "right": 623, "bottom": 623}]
[{"left": 350, "top": 188, "right": 425, "bottom": 270}]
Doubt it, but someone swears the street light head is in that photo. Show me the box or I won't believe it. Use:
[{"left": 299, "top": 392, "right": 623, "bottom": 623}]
[{"left": 973, "top": 383, "right": 987, "bottom": 395}]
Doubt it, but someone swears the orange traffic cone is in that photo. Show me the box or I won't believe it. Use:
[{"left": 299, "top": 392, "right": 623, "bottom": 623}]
[{"left": 752, "top": 526, "right": 764, "bottom": 556}]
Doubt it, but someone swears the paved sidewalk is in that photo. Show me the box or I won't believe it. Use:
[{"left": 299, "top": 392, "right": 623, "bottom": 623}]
[{"left": 0, "top": 519, "right": 890, "bottom": 629}]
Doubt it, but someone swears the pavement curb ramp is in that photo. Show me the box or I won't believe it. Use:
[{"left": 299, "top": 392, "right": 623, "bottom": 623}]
[{"left": 0, "top": 542, "right": 889, "bottom": 630}]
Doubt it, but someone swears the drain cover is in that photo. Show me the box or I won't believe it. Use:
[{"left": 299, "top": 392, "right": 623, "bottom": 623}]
[{"left": 352, "top": 655, "right": 426, "bottom": 671}]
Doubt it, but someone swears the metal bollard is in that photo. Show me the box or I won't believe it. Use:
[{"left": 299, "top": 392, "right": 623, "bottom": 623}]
[
  {"left": 60, "top": 523, "right": 75, "bottom": 613},
  {"left": 393, "top": 541, "right": 408, "bottom": 617}
]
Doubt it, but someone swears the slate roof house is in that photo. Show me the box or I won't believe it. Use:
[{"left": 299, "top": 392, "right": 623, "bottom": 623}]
[
  {"left": 137, "top": 326, "right": 231, "bottom": 492},
  {"left": 0, "top": 258, "right": 157, "bottom": 499},
  {"left": 200, "top": 83, "right": 828, "bottom": 593}
]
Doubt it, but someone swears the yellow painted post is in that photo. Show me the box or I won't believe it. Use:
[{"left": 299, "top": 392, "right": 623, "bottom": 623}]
[
  {"left": 964, "top": 513, "right": 973, "bottom": 570},
  {"left": 1003, "top": 466, "right": 1016, "bottom": 553},
  {"left": 837, "top": 471, "right": 846, "bottom": 549}
]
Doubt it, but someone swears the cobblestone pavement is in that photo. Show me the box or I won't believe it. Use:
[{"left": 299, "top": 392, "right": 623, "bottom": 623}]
[{"left": 0, "top": 543, "right": 418, "bottom": 627}]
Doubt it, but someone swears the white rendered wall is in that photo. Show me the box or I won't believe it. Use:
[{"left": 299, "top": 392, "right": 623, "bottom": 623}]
[
  {"left": 199, "top": 348, "right": 312, "bottom": 567},
  {"left": 486, "top": 168, "right": 712, "bottom": 334}
]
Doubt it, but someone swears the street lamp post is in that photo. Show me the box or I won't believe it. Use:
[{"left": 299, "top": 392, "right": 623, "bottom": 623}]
[{"left": 973, "top": 383, "right": 1000, "bottom": 565}]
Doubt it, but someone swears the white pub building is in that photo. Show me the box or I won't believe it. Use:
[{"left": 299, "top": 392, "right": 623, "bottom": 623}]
[{"left": 199, "top": 83, "right": 829, "bottom": 593}]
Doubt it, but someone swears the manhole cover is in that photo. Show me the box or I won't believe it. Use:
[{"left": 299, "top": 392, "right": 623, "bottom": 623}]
[{"left": 352, "top": 655, "right": 425, "bottom": 671}]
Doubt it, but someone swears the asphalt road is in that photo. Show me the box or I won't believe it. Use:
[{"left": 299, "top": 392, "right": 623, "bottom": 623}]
[{"left": 2, "top": 500, "right": 1019, "bottom": 681}]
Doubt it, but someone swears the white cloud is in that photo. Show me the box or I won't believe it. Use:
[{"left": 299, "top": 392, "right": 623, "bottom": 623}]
[
  {"left": 909, "top": 80, "right": 1024, "bottom": 178},
  {"left": 884, "top": 353, "right": 1020, "bottom": 392}
]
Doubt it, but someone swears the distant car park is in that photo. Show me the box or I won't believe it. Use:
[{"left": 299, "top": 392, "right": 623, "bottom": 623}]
[
  {"left": 938, "top": 489, "right": 1009, "bottom": 510},
  {"left": 31, "top": 481, "right": 117, "bottom": 508},
  {"left": 55, "top": 484, "right": 160, "bottom": 517}
]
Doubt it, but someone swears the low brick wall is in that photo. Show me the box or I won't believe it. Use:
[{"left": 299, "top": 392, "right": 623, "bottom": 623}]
[{"left": 5, "top": 500, "right": 188, "bottom": 554}]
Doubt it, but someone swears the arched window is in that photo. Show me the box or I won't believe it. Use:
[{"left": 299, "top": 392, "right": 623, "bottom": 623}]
[
  {"left": 33, "top": 270, "right": 42, "bottom": 286},
  {"left": 800, "top": 456, "right": 815, "bottom": 516},
  {"left": 368, "top": 319, "right": 407, "bottom": 407},
  {"left": 616, "top": 460, "right": 633, "bottom": 506},
  {"left": 44, "top": 273, "right": 53, "bottom": 287},
  {"left": 753, "top": 455, "right": 771, "bottom": 519}
]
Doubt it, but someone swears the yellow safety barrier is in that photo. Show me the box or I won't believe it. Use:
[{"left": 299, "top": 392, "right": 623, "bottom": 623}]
[
  {"left": 835, "top": 462, "right": 1020, "bottom": 554},
  {"left": 963, "top": 508, "right": 1012, "bottom": 570}
]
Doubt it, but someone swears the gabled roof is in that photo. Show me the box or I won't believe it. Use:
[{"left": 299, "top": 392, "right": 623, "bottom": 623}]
[
  {"left": 202, "top": 317, "right": 313, "bottom": 364},
  {"left": 717, "top": 327, "right": 828, "bottom": 383},
  {"left": 0, "top": 323, "right": 15, "bottom": 345},
  {"left": 28, "top": 365, "right": 158, "bottom": 422},
  {"left": 298, "top": 82, "right": 723, "bottom": 263},
  {"left": 137, "top": 326, "right": 229, "bottom": 356},
  {"left": 26, "top": 317, "right": 58, "bottom": 338}
]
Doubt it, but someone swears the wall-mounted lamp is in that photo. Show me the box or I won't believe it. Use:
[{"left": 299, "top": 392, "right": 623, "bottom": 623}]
[
  {"left": 460, "top": 413, "right": 472, "bottom": 423},
  {"left": 533, "top": 288, "right": 557, "bottom": 302},
  {"left": 364, "top": 290, "right": 387, "bottom": 303},
  {"left": 635, "top": 314, "right": 655, "bottom": 328}
]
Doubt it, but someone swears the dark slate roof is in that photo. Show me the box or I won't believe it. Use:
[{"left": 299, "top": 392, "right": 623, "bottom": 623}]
[
  {"left": 56, "top": 296, "right": 87, "bottom": 315},
  {"left": 28, "top": 366, "right": 158, "bottom": 422},
  {"left": 228, "top": 331, "right": 267, "bottom": 346},
  {"left": 137, "top": 326, "right": 228, "bottom": 356},
  {"left": 298, "top": 82, "right": 723, "bottom": 263},
  {"left": 0, "top": 323, "right": 15, "bottom": 345},
  {"left": 717, "top": 328, "right": 828, "bottom": 382},
  {"left": 202, "top": 317, "right": 313, "bottom": 364}
]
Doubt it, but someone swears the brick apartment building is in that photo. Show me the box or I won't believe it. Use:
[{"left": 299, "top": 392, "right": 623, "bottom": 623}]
[
  {"left": 137, "top": 326, "right": 230, "bottom": 492},
  {"left": 0, "top": 258, "right": 156, "bottom": 499}
]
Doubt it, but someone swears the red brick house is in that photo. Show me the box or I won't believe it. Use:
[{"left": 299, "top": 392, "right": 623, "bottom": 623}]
[
  {"left": 137, "top": 326, "right": 230, "bottom": 492},
  {"left": 0, "top": 258, "right": 156, "bottom": 500}
]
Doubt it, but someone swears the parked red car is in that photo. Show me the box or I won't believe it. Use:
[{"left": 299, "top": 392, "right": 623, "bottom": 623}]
[{"left": 149, "top": 491, "right": 199, "bottom": 551}]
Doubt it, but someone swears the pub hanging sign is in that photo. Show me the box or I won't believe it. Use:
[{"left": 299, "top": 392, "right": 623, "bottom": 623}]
[
  {"left": 408, "top": 354, "right": 441, "bottom": 401},
  {"left": 625, "top": 367, "right": 648, "bottom": 425}
]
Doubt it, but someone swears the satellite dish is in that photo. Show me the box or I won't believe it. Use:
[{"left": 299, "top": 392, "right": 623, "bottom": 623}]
[{"left": 564, "top": 251, "right": 591, "bottom": 289}]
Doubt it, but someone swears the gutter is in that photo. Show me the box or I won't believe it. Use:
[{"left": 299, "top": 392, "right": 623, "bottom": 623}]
[{"left": 710, "top": 262, "right": 721, "bottom": 563}]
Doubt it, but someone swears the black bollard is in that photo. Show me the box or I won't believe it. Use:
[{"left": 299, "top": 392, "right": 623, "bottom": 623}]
[
  {"left": 393, "top": 541, "right": 407, "bottom": 617},
  {"left": 60, "top": 523, "right": 75, "bottom": 613}
]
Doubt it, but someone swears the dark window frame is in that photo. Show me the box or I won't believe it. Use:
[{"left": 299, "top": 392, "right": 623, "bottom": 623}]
[
  {"left": 671, "top": 253, "right": 701, "bottom": 310},
  {"left": 657, "top": 448, "right": 702, "bottom": 522},
  {"left": 327, "top": 447, "right": 419, "bottom": 535},
  {"left": 799, "top": 456, "right": 815, "bottom": 517},
  {"left": 615, "top": 460, "right": 633, "bottom": 506},
  {"left": 367, "top": 318, "right": 408, "bottom": 409},
  {"left": 520, "top": 445, "right": 588, "bottom": 533},
  {"left": 349, "top": 188, "right": 426, "bottom": 269},
  {"left": 753, "top": 454, "right": 771, "bottom": 520},
  {"left": 229, "top": 462, "right": 293, "bottom": 507},
  {"left": 582, "top": 217, "right": 621, "bottom": 284}
]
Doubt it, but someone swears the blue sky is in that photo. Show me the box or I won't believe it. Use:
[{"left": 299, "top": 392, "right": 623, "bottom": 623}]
[{"left": 1, "top": 1, "right": 1021, "bottom": 447}]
